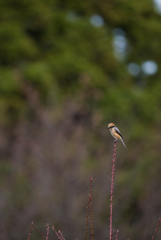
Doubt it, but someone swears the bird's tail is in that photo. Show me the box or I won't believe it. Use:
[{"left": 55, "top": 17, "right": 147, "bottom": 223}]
[{"left": 121, "top": 137, "right": 127, "bottom": 149}]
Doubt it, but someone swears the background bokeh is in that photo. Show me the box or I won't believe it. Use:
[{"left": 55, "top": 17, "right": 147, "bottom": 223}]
[{"left": 0, "top": 0, "right": 161, "bottom": 239}]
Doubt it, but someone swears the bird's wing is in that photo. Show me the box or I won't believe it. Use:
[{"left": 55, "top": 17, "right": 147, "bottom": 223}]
[{"left": 114, "top": 126, "right": 123, "bottom": 139}]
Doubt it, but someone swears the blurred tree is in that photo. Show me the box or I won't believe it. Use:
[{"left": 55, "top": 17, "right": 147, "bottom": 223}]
[{"left": 0, "top": 0, "right": 161, "bottom": 240}]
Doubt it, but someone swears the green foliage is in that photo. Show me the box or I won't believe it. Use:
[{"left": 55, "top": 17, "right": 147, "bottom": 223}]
[{"left": 0, "top": 1, "right": 161, "bottom": 240}]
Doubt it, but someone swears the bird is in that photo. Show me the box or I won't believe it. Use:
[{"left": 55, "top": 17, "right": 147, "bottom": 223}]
[{"left": 107, "top": 123, "right": 127, "bottom": 148}]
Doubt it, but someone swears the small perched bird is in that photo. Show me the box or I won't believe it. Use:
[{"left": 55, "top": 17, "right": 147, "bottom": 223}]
[{"left": 108, "top": 123, "right": 126, "bottom": 148}]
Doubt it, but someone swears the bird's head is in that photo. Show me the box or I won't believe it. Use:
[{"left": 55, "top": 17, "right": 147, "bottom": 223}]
[{"left": 107, "top": 123, "right": 115, "bottom": 129}]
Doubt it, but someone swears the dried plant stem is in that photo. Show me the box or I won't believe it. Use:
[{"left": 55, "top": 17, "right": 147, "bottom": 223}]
[
  {"left": 85, "top": 177, "right": 94, "bottom": 240},
  {"left": 46, "top": 223, "right": 50, "bottom": 240},
  {"left": 109, "top": 140, "right": 117, "bottom": 240},
  {"left": 152, "top": 218, "right": 161, "bottom": 240},
  {"left": 115, "top": 229, "right": 119, "bottom": 240},
  {"left": 89, "top": 177, "right": 94, "bottom": 240},
  {"left": 85, "top": 194, "right": 90, "bottom": 240},
  {"left": 52, "top": 226, "right": 65, "bottom": 240},
  {"left": 34, "top": 226, "right": 46, "bottom": 239},
  {"left": 28, "top": 222, "right": 34, "bottom": 240},
  {"left": 58, "top": 230, "right": 65, "bottom": 240}
]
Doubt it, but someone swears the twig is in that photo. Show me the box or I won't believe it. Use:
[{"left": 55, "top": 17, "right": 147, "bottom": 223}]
[
  {"left": 111, "top": 229, "right": 115, "bottom": 238},
  {"left": 28, "top": 222, "right": 34, "bottom": 240},
  {"left": 85, "top": 193, "right": 91, "bottom": 240},
  {"left": 52, "top": 226, "right": 64, "bottom": 240},
  {"left": 89, "top": 177, "right": 94, "bottom": 240},
  {"left": 109, "top": 140, "right": 117, "bottom": 240},
  {"left": 115, "top": 229, "right": 119, "bottom": 240},
  {"left": 34, "top": 226, "right": 46, "bottom": 239},
  {"left": 46, "top": 223, "right": 50, "bottom": 240},
  {"left": 152, "top": 218, "right": 161, "bottom": 240},
  {"left": 58, "top": 230, "right": 65, "bottom": 240}
]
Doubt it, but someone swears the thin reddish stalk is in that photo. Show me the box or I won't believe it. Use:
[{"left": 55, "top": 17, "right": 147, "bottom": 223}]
[
  {"left": 52, "top": 226, "right": 65, "bottom": 240},
  {"left": 109, "top": 140, "right": 117, "bottom": 240},
  {"left": 85, "top": 178, "right": 94, "bottom": 240},
  {"left": 46, "top": 223, "right": 50, "bottom": 240},
  {"left": 85, "top": 194, "right": 91, "bottom": 240},
  {"left": 28, "top": 222, "right": 34, "bottom": 240},
  {"left": 115, "top": 229, "right": 119, "bottom": 240},
  {"left": 89, "top": 177, "right": 94, "bottom": 240},
  {"left": 152, "top": 218, "right": 161, "bottom": 240},
  {"left": 58, "top": 230, "right": 65, "bottom": 240},
  {"left": 34, "top": 226, "right": 46, "bottom": 239}
]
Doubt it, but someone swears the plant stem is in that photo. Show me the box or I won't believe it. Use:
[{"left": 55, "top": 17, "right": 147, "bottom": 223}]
[
  {"left": 152, "top": 218, "right": 161, "bottom": 240},
  {"left": 109, "top": 140, "right": 117, "bottom": 240}
]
